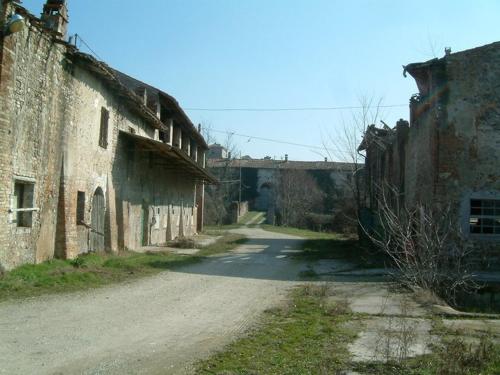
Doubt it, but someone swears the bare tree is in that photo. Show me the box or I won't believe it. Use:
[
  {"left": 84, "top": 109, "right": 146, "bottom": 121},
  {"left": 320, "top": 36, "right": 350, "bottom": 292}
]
[
  {"left": 323, "top": 96, "right": 385, "bottom": 234},
  {"left": 275, "top": 170, "right": 324, "bottom": 228},
  {"left": 365, "top": 184, "right": 476, "bottom": 302},
  {"left": 203, "top": 129, "right": 241, "bottom": 225}
]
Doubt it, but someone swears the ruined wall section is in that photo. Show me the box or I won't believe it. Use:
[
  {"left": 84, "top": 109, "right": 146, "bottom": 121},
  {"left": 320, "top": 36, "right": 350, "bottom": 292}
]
[
  {"left": 405, "top": 104, "right": 438, "bottom": 207},
  {"left": 438, "top": 44, "right": 500, "bottom": 250},
  {"left": 0, "top": 6, "right": 72, "bottom": 270}
]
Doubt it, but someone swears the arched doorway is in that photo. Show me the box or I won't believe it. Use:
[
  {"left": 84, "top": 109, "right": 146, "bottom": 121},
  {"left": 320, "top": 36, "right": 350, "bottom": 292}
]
[
  {"left": 90, "top": 187, "right": 105, "bottom": 252},
  {"left": 256, "top": 182, "right": 274, "bottom": 211}
]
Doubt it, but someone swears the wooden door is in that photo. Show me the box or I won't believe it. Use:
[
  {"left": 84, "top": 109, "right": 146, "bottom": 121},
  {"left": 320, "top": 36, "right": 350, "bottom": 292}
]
[
  {"left": 90, "top": 188, "right": 105, "bottom": 252},
  {"left": 141, "top": 203, "right": 149, "bottom": 246}
]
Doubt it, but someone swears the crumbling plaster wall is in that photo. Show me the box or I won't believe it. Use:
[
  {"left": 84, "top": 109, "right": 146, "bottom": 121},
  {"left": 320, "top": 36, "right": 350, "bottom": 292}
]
[
  {"left": 437, "top": 46, "right": 500, "bottom": 251},
  {"left": 61, "top": 66, "right": 199, "bottom": 256},
  {"left": 56, "top": 66, "right": 123, "bottom": 258},
  {"left": 114, "top": 137, "right": 198, "bottom": 250},
  {"left": 0, "top": 6, "right": 70, "bottom": 270}
]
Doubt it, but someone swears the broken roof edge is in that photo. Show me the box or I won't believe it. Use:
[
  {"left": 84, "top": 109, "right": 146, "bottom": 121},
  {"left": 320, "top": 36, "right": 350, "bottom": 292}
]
[
  {"left": 119, "top": 131, "right": 218, "bottom": 185},
  {"left": 358, "top": 120, "right": 409, "bottom": 152},
  {"left": 357, "top": 124, "right": 393, "bottom": 152},
  {"left": 403, "top": 40, "right": 500, "bottom": 78},
  {"left": 111, "top": 69, "right": 208, "bottom": 149}
]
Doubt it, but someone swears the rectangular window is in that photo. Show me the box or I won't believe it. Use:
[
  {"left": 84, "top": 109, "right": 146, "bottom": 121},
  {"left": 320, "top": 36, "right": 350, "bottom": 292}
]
[
  {"left": 99, "top": 107, "right": 109, "bottom": 149},
  {"left": 470, "top": 199, "right": 500, "bottom": 235},
  {"left": 76, "top": 191, "right": 85, "bottom": 224},
  {"left": 13, "top": 181, "right": 35, "bottom": 227}
]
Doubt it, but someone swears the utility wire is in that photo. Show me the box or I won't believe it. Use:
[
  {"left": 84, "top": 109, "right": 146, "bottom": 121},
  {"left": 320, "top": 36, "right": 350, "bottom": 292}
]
[
  {"left": 206, "top": 128, "right": 352, "bottom": 156},
  {"left": 74, "top": 34, "right": 105, "bottom": 62},
  {"left": 186, "top": 104, "right": 407, "bottom": 112}
]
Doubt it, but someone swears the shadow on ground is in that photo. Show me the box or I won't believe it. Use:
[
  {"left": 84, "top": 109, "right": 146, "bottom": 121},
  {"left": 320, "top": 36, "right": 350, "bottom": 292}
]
[{"left": 148, "top": 229, "right": 393, "bottom": 283}]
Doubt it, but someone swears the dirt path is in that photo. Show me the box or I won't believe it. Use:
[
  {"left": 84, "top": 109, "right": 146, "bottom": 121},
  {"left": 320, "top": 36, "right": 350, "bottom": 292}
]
[{"left": 0, "top": 227, "right": 307, "bottom": 375}]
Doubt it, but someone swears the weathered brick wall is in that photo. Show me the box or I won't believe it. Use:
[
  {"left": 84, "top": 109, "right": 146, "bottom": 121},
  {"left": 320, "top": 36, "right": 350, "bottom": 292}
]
[
  {"left": 405, "top": 43, "right": 500, "bottom": 266},
  {"left": 404, "top": 106, "right": 438, "bottom": 207},
  {"left": 0, "top": 2, "right": 202, "bottom": 269},
  {"left": 0, "top": 3, "right": 71, "bottom": 270},
  {"left": 438, "top": 45, "right": 500, "bottom": 207}
]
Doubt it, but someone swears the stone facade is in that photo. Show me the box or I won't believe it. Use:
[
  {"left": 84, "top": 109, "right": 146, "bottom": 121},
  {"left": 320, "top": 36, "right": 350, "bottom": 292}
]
[
  {"left": 360, "top": 42, "right": 500, "bottom": 263},
  {"left": 208, "top": 158, "right": 357, "bottom": 214},
  {"left": 0, "top": 1, "right": 215, "bottom": 271}
]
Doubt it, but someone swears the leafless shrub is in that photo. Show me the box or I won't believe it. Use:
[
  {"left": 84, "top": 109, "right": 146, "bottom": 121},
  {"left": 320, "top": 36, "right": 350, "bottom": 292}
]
[
  {"left": 300, "top": 283, "right": 330, "bottom": 298},
  {"left": 372, "top": 294, "right": 418, "bottom": 363},
  {"left": 435, "top": 335, "right": 494, "bottom": 375},
  {"left": 326, "top": 298, "right": 350, "bottom": 316},
  {"left": 364, "top": 184, "right": 477, "bottom": 303},
  {"left": 275, "top": 170, "right": 325, "bottom": 228}
]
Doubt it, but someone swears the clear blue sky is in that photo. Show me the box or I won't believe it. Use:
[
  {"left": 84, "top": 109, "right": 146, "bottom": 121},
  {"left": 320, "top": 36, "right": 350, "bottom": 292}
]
[{"left": 23, "top": 0, "right": 500, "bottom": 161}]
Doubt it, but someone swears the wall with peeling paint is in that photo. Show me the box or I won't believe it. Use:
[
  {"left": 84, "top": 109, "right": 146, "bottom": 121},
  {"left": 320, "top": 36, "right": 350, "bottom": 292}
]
[{"left": 0, "top": 1, "right": 205, "bottom": 271}]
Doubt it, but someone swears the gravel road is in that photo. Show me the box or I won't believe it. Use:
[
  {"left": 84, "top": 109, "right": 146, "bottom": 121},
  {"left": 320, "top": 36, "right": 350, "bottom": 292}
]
[{"left": 0, "top": 227, "right": 306, "bottom": 375}]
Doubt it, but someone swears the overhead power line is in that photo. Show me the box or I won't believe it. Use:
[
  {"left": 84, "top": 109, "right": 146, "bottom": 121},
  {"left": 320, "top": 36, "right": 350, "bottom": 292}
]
[
  {"left": 207, "top": 128, "right": 352, "bottom": 156},
  {"left": 73, "top": 34, "right": 104, "bottom": 62},
  {"left": 186, "top": 104, "right": 407, "bottom": 112}
]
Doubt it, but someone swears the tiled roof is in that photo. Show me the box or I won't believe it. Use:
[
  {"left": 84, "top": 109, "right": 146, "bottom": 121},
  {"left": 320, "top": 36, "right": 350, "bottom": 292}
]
[{"left": 208, "top": 158, "right": 357, "bottom": 171}]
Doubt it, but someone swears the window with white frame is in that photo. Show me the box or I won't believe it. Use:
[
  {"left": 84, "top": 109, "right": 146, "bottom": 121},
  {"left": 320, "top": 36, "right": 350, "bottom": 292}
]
[
  {"left": 13, "top": 180, "right": 35, "bottom": 227},
  {"left": 470, "top": 199, "right": 500, "bottom": 235}
]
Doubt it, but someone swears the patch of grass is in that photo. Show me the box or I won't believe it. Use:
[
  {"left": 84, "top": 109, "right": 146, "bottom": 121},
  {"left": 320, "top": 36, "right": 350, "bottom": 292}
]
[
  {"left": 203, "top": 224, "right": 243, "bottom": 232},
  {"left": 259, "top": 224, "right": 344, "bottom": 240},
  {"left": 353, "top": 331, "right": 500, "bottom": 375},
  {"left": 0, "top": 234, "right": 246, "bottom": 301},
  {"left": 196, "top": 284, "right": 357, "bottom": 375},
  {"left": 198, "top": 234, "right": 247, "bottom": 257},
  {"left": 260, "top": 224, "right": 387, "bottom": 268},
  {"left": 238, "top": 211, "right": 264, "bottom": 225}
]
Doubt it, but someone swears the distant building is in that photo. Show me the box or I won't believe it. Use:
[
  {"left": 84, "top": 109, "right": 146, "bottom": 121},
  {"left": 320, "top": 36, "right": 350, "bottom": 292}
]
[
  {"left": 208, "top": 158, "right": 358, "bottom": 215},
  {"left": 207, "top": 144, "right": 228, "bottom": 159}
]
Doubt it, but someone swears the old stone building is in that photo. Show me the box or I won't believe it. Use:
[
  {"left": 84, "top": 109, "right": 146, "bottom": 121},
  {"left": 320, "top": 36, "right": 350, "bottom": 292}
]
[
  {"left": 360, "top": 42, "right": 500, "bottom": 262},
  {"left": 0, "top": 0, "right": 215, "bottom": 271},
  {"left": 207, "top": 157, "right": 358, "bottom": 227}
]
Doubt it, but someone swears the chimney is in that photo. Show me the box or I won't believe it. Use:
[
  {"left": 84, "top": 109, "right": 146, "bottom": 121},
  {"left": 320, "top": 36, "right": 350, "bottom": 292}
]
[{"left": 41, "top": 0, "right": 69, "bottom": 39}]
